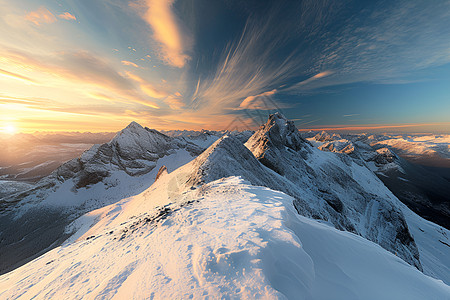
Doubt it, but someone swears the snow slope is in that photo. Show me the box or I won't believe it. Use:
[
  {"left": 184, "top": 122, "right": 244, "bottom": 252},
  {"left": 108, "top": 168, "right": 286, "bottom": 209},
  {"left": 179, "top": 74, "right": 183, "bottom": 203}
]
[
  {"left": 1, "top": 176, "right": 448, "bottom": 299},
  {"left": 0, "top": 122, "right": 213, "bottom": 275}
]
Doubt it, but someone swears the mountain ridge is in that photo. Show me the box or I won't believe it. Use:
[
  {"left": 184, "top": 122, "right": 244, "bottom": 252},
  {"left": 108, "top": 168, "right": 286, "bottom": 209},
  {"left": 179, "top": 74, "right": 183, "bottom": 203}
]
[{"left": 0, "top": 115, "right": 449, "bottom": 288}]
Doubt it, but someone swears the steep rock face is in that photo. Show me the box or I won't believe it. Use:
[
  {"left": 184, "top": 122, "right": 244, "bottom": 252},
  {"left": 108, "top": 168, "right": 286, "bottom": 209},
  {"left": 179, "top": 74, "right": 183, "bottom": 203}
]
[
  {"left": 245, "top": 113, "right": 312, "bottom": 175},
  {"left": 243, "top": 113, "right": 421, "bottom": 270}
]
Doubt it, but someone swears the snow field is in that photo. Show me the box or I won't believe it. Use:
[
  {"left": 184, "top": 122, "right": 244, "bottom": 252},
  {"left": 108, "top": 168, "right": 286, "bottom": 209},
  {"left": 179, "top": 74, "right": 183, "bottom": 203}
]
[{"left": 1, "top": 177, "right": 448, "bottom": 299}]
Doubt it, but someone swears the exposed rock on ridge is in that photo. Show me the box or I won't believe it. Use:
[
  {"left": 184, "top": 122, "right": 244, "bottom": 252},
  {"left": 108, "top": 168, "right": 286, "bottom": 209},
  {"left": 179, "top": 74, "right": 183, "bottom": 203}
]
[{"left": 188, "top": 113, "right": 422, "bottom": 270}]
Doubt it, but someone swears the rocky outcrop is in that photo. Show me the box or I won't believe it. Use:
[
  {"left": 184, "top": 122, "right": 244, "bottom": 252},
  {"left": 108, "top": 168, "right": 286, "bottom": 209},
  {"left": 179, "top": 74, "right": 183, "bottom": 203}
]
[{"left": 243, "top": 113, "right": 421, "bottom": 270}]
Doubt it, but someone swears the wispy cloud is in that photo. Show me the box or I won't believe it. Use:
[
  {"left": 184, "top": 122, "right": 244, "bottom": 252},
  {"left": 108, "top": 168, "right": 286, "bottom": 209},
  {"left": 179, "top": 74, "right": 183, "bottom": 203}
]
[
  {"left": 164, "top": 92, "right": 185, "bottom": 110},
  {"left": 124, "top": 71, "right": 168, "bottom": 100},
  {"left": 190, "top": 0, "right": 450, "bottom": 117},
  {"left": 25, "top": 7, "right": 56, "bottom": 26},
  {"left": 140, "top": 84, "right": 168, "bottom": 99},
  {"left": 0, "top": 68, "right": 37, "bottom": 84},
  {"left": 3, "top": 0, "right": 450, "bottom": 132},
  {"left": 288, "top": 71, "right": 334, "bottom": 91},
  {"left": 121, "top": 60, "right": 140, "bottom": 68},
  {"left": 309, "top": 1, "right": 450, "bottom": 88},
  {"left": 190, "top": 18, "right": 305, "bottom": 116},
  {"left": 0, "top": 47, "right": 160, "bottom": 109},
  {"left": 238, "top": 89, "right": 285, "bottom": 110},
  {"left": 143, "top": 0, "right": 191, "bottom": 68},
  {"left": 58, "top": 12, "right": 76, "bottom": 21}
]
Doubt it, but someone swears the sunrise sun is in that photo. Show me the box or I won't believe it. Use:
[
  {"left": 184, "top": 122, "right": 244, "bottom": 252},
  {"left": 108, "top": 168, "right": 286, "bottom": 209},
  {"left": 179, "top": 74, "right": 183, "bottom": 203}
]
[{"left": 2, "top": 124, "right": 16, "bottom": 135}]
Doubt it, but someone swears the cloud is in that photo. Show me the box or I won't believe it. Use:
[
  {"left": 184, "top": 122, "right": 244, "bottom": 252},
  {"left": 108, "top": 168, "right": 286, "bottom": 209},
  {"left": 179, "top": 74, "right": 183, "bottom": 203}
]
[
  {"left": 87, "top": 92, "right": 119, "bottom": 103},
  {"left": 0, "top": 94, "right": 119, "bottom": 118},
  {"left": 0, "top": 68, "right": 37, "bottom": 84},
  {"left": 191, "top": 0, "right": 450, "bottom": 116},
  {"left": 121, "top": 60, "right": 140, "bottom": 68},
  {"left": 188, "top": 14, "right": 315, "bottom": 121},
  {"left": 124, "top": 71, "right": 168, "bottom": 100},
  {"left": 2, "top": 48, "right": 130, "bottom": 90},
  {"left": 58, "top": 12, "right": 76, "bottom": 21},
  {"left": 25, "top": 7, "right": 56, "bottom": 26},
  {"left": 164, "top": 92, "right": 185, "bottom": 110},
  {"left": 144, "top": 0, "right": 190, "bottom": 68},
  {"left": 289, "top": 71, "right": 334, "bottom": 90},
  {"left": 0, "top": 47, "right": 160, "bottom": 109},
  {"left": 238, "top": 89, "right": 282, "bottom": 110},
  {"left": 140, "top": 84, "right": 168, "bottom": 99},
  {"left": 306, "top": 1, "right": 450, "bottom": 88},
  {"left": 0, "top": 95, "right": 53, "bottom": 106}
]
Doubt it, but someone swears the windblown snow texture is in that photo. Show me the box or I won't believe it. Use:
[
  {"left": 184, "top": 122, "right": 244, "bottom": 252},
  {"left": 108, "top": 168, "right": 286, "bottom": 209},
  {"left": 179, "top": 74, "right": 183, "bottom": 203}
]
[{"left": 1, "top": 176, "right": 448, "bottom": 299}]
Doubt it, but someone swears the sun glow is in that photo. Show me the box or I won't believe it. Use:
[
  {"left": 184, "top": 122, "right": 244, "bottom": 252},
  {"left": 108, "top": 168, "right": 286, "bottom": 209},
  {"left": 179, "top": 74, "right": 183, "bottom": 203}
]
[{"left": 2, "top": 124, "right": 17, "bottom": 135}]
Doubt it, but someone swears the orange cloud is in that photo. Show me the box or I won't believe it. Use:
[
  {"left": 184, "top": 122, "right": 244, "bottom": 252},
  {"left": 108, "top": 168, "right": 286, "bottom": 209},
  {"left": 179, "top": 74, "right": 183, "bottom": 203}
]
[
  {"left": 0, "top": 68, "right": 37, "bottom": 84},
  {"left": 121, "top": 60, "right": 140, "bottom": 68},
  {"left": 144, "top": 0, "right": 190, "bottom": 68},
  {"left": 239, "top": 89, "right": 277, "bottom": 109},
  {"left": 88, "top": 92, "right": 117, "bottom": 102},
  {"left": 124, "top": 71, "right": 167, "bottom": 100},
  {"left": 124, "top": 71, "right": 144, "bottom": 83},
  {"left": 140, "top": 84, "right": 168, "bottom": 99},
  {"left": 295, "top": 71, "right": 334, "bottom": 87},
  {"left": 164, "top": 93, "right": 185, "bottom": 110},
  {"left": 25, "top": 7, "right": 56, "bottom": 26},
  {"left": 0, "top": 48, "right": 160, "bottom": 109},
  {"left": 58, "top": 12, "right": 76, "bottom": 21},
  {"left": 312, "top": 71, "right": 333, "bottom": 79}
]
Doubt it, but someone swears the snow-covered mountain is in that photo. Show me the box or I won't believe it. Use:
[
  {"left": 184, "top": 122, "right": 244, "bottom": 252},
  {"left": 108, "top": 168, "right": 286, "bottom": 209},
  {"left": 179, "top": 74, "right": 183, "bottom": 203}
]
[
  {"left": 0, "top": 122, "right": 215, "bottom": 275},
  {"left": 1, "top": 123, "right": 449, "bottom": 298},
  {"left": 371, "top": 134, "right": 450, "bottom": 167},
  {"left": 0, "top": 114, "right": 449, "bottom": 298},
  {"left": 307, "top": 131, "right": 450, "bottom": 229}
]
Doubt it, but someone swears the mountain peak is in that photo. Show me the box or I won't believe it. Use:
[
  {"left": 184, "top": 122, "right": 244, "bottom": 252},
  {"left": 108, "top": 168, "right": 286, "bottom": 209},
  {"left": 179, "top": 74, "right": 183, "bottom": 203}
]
[
  {"left": 244, "top": 113, "right": 311, "bottom": 176},
  {"left": 124, "top": 121, "right": 144, "bottom": 131},
  {"left": 246, "top": 112, "right": 310, "bottom": 156},
  {"left": 187, "top": 135, "right": 284, "bottom": 188},
  {"left": 268, "top": 111, "right": 287, "bottom": 121}
]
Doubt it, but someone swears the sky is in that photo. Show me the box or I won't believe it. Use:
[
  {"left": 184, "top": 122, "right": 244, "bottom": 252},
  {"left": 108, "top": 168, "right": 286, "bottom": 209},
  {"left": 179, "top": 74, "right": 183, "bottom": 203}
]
[{"left": 1, "top": 0, "right": 449, "bottom": 133}]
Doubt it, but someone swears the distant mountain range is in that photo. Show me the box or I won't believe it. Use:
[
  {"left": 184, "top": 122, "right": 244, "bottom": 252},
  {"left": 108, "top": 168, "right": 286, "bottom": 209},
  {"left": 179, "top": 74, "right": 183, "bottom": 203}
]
[{"left": 0, "top": 115, "right": 448, "bottom": 298}]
